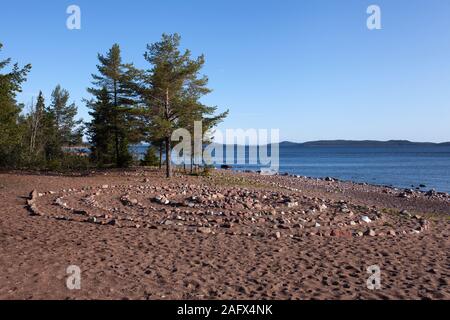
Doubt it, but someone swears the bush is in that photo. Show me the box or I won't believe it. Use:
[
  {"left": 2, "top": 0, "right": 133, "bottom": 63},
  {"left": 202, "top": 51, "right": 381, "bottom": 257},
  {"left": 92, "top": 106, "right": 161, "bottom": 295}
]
[{"left": 140, "top": 146, "right": 160, "bottom": 167}]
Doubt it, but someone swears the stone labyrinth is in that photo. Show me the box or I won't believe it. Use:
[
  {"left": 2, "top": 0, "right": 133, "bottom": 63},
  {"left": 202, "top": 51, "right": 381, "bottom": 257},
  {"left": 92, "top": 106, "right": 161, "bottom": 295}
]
[{"left": 27, "top": 181, "right": 430, "bottom": 239}]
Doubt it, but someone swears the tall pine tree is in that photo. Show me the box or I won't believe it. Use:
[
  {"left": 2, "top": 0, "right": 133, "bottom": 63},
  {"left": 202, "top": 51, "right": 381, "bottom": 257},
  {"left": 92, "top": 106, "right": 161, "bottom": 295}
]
[
  {"left": 87, "top": 44, "right": 139, "bottom": 167},
  {"left": 48, "top": 85, "right": 83, "bottom": 147},
  {"left": 0, "top": 43, "right": 31, "bottom": 167},
  {"left": 139, "top": 34, "right": 228, "bottom": 177},
  {"left": 86, "top": 87, "right": 115, "bottom": 166}
]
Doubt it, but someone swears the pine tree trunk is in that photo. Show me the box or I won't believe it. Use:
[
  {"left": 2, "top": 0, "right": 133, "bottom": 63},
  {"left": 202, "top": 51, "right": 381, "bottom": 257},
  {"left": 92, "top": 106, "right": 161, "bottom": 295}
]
[
  {"left": 159, "top": 142, "right": 163, "bottom": 169},
  {"left": 114, "top": 129, "right": 120, "bottom": 167},
  {"left": 165, "top": 137, "right": 172, "bottom": 178},
  {"left": 113, "top": 80, "right": 120, "bottom": 167}
]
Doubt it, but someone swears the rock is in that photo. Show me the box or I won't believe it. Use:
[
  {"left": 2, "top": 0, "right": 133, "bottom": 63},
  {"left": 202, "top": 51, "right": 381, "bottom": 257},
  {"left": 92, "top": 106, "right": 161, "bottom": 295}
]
[
  {"left": 121, "top": 196, "right": 138, "bottom": 206},
  {"left": 253, "top": 203, "right": 262, "bottom": 210},
  {"left": 420, "top": 219, "right": 430, "bottom": 231},
  {"left": 400, "top": 210, "right": 412, "bottom": 218},
  {"left": 101, "top": 185, "right": 109, "bottom": 189},
  {"left": 28, "top": 203, "right": 41, "bottom": 216},
  {"left": 220, "top": 223, "right": 233, "bottom": 229},
  {"left": 88, "top": 217, "right": 97, "bottom": 223},
  {"left": 315, "top": 222, "right": 321, "bottom": 228},
  {"left": 274, "top": 231, "right": 281, "bottom": 239},
  {"left": 340, "top": 207, "right": 350, "bottom": 214},
  {"left": 361, "top": 216, "right": 372, "bottom": 224},
  {"left": 197, "top": 227, "right": 212, "bottom": 234},
  {"left": 286, "top": 201, "right": 298, "bottom": 208},
  {"left": 364, "top": 229, "right": 376, "bottom": 237},
  {"left": 388, "top": 230, "right": 396, "bottom": 236},
  {"left": 154, "top": 196, "right": 170, "bottom": 205}
]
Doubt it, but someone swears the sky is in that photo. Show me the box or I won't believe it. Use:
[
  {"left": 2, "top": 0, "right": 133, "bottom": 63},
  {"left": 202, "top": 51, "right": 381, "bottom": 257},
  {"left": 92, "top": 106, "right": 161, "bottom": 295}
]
[{"left": 1, "top": 0, "right": 450, "bottom": 143}]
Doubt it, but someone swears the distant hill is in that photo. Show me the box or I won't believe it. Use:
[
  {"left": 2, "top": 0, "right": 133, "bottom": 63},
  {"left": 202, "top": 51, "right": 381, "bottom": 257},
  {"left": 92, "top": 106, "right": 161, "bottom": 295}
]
[
  {"left": 192, "top": 140, "right": 450, "bottom": 148},
  {"left": 279, "top": 140, "right": 450, "bottom": 147}
]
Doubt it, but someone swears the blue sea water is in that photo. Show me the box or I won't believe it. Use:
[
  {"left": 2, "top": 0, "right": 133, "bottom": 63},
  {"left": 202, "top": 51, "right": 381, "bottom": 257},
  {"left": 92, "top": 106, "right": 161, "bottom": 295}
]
[{"left": 132, "top": 145, "right": 450, "bottom": 193}]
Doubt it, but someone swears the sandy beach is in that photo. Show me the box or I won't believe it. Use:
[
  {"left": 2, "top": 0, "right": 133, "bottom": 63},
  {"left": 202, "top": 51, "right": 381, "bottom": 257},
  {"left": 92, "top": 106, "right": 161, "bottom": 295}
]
[{"left": 0, "top": 169, "right": 448, "bottom": 300}]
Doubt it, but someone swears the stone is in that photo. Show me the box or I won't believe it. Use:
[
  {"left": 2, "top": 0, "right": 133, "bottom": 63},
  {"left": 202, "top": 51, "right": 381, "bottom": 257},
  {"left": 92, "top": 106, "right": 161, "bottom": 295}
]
[
  {"left": 400, "top": 210, "right": 412, "bottom": 218},
  {"left": 154, "top": 196, "right": 170, "bottom": 205},
  {"left": 88, "top": 217, "right": 97, "bottom": 223},
  {"left": 197, "top": 227, "right": 212, "bottom": 234},
  {"left": 361, "top": 216, "right": 372, "bottom": 224},
  {"left": 286, "top": 201, "right": 298, "bottom": 208},
  {"left": 274, "top": 231, "right": 281, "bottom": 239},
  {"left": 364, "top": 229, "right": 376, "bottom": 237},
  {"left": 101, "top": 185, "right": 109, "bottom": 189},
  {"left": 331, "top": 229, "right": 352, "bottom": 238},
  {"left": 220, "top": 223, "right": 233, "bottom": 229},
  {"left": 388, "top": 230, "right": 396, "bottom": 236}
]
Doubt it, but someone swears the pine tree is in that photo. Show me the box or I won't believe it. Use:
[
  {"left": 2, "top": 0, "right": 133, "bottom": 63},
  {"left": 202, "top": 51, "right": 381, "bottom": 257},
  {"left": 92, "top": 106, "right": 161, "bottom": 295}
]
[
  {"left": 141, "top": 145, "right": 160, "bottom": 167},
  {"left": 86, "top": 87, "right": 115, "bottom": 166},
  {"left": 48, "top": 85, "right": 83, "bottom": 147},
  {"left": 0, "top": 43, "right": 31, "bottom": 167},
  {"left": 140, "top": 34, "right": 228, "bottom": 177},
  {"left": 87, "top": 44, "right": 139, "bottom": 167},
  {"left": 28, "top": 91, "right": 46, "bottom": 159}
]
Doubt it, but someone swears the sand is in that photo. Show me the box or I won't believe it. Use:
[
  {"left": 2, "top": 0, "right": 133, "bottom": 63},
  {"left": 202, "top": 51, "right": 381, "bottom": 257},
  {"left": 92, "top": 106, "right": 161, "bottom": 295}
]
[{"left": 0, "top": 169, "right": 448, "bottom": 300}]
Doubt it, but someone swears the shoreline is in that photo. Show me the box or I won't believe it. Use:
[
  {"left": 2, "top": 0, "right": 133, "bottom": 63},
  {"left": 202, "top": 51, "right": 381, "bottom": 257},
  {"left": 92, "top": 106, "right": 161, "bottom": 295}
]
[{"left": 234, "top": 169, "right": 450, "bottom": 199}]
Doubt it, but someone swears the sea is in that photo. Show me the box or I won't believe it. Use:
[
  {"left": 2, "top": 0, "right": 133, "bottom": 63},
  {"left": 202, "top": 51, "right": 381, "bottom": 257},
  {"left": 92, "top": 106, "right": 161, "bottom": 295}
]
[{"left": 131, "top": 144, "right": 450, "bottom": 193}]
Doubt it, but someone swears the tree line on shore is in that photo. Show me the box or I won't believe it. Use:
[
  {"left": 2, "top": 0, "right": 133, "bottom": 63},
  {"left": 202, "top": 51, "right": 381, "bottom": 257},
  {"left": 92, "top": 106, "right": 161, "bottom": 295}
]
[{"left": 0, "top": 34, "right": 228, "bottom": 177}]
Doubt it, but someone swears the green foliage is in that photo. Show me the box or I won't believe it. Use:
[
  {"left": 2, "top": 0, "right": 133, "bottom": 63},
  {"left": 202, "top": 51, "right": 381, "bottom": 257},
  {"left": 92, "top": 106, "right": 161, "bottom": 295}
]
[
  {"left": 0, "top": 43, "right": 31, "bottom": 167},
  {"left": 138, "top": 33, "right": 228, "bottom": 177},
  {"left": 140, "top": 146, "right": 160, "bottom": 166},
  {"left": 49, "top": 85, "right": 83, "bottom": 147},
  {"left": 87, "top": 44, "right": 140, "bottom": 168},
  {"left": 0, "top": 36, "right": 228, "bottom": 173}
]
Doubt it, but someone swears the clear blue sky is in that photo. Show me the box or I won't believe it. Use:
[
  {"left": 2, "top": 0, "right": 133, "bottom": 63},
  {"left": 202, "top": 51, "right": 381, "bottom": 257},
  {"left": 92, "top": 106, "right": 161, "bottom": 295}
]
[{"left": 1, "top": 0, "right": 450, "bottom": 142}]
